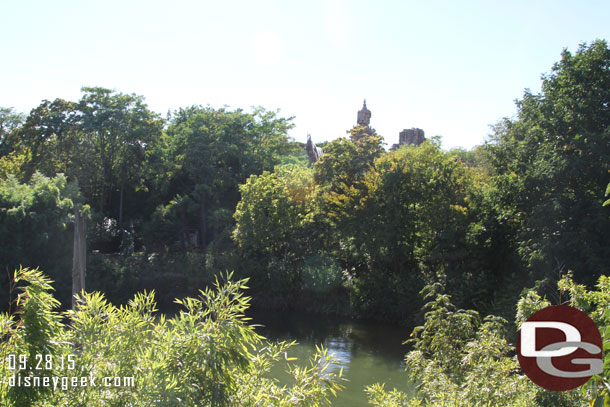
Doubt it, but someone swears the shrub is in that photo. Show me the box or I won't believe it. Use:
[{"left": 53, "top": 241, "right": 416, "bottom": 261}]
[
  {"left": 365, "top": 283, "right": 588, "bottom": 407},
  {"left": 1, "top": 268, "right": 342, "bottom": 406}
]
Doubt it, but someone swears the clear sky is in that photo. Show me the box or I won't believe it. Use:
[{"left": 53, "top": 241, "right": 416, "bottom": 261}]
[{"left": 2, "top": 0, "right": 609, "bottom": 149}]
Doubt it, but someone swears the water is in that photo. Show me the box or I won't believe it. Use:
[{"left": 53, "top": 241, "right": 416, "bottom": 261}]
[{"left": 251, "top": 310, "right": 416, "bottom": 407}]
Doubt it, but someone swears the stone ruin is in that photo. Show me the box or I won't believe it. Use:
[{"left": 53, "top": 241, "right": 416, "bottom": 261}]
[{"left": 390, "top": 128, "right": 425, "bottom": 150}]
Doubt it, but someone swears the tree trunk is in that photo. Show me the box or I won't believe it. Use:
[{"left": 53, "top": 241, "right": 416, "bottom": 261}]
[
  {"left": 180, "top": 208, "right": 188, "bottom": 249},
  {"left": 72, "top": 204, "right": 87, "bottom": 308},
  {"left": 99, "top": 181, "right": 105, "bottom": 214},
  {"left": 199, "top": 193, "right": 207, "bottom": 253},
  {"left": 119, "top": 185, "right": 124, "bottom": 229}
]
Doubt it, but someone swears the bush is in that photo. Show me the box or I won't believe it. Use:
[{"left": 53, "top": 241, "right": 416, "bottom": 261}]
[
  {"left": 1, "top": 268, "right": 342, "bottom": 406},
  {"left": 365, "top": 283, "right": 589, "bottom": 407}
]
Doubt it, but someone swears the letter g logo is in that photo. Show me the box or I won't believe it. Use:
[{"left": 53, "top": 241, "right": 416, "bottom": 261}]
[{"left": 517, "top": 305, "right": 603, "bottom": 391}]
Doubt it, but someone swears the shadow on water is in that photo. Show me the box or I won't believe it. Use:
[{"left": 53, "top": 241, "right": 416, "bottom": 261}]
[{"left": 250, "top": 310, "right": 417, "bottom": 407}]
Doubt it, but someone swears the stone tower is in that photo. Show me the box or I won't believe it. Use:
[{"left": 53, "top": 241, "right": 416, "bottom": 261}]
[
  {"left": 391, "top": 128, "right": 426, "bottom": 150},
  {"left": 357, "top": 99, "right": 371, "bottom": 127},
  {"left": 351, "top": 99, "right": 376, "bottom": 142}
]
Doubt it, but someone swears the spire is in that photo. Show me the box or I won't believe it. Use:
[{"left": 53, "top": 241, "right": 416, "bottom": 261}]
[
  {"left": 357, "top": 99, "right": 371, "bottom": 127},
  {"left": 306, "top": 133, "right": 322, "bottom": 163},
  {"left": 352, "top": 99, "right": 375, "bottom": 142}
]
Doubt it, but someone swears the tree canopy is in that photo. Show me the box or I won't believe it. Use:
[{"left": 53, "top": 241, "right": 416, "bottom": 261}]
[{"left": 487, "top": 39, "right": 610, "bottom": 284}]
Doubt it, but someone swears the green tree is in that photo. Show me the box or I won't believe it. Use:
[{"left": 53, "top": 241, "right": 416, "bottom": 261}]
[
  {"left": 0, "top": 107, "right": 24, "bottom": 157},
  {"left": 77, "top": 87, "right": 163, "bottom": 225},
  {"left": 17, "top": 98, "right": 81, "bottom": 180},
  {"left": 314, "top": 131, "right": 384, "bottom": 192},
  {"left": 312, "top": 133, "right": 384, "bottom": 289},
  {"left": 233, "top": 164, "right": 326, "bottom": 294},
  {"left": 15, "top": 88, "right": 163, "bottom": 231},
  {"left": 340, "top": 141, "right": 482, "bottom": 321},
  {"left": 0, "top": 146, "right": 30, "bottom": 180},
  {"left": 0, "top": 174, "right": 78, "bottom": 310},
  {"left": 156, "top": 106, "right": 294, "bottom": 254},
  {"left": 488, "top": 40, "right": 610, "bottom": 284}
]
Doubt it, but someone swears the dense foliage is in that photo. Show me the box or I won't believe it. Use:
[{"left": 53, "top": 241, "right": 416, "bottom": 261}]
[
  {"left": 366, "top": 272, "right": 610, "bottom": 406},
  {"left": 487, "top": 40, "right": 610, "bottom": 285},
  {"left": 0, "top": 174, "right": 78, "bottom": 308},
  {"left": 0, "top": 91, "right": 301, "bottom": 310},
  {"left": 0, "top": 268, "right": 342, "bottom": 406}
]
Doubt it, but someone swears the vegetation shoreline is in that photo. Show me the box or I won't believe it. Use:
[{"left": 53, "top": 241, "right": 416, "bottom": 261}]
[{"left": 2, "top": 40, "right": 610, "bottom": 405}]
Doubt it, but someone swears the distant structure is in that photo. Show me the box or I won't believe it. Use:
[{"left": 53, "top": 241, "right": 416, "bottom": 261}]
[
  {"left": 306, "top": 133, "right": 323, "bottom": 163},
  {"left": 304, "top": 100, "right": 425, "bottom": 161},
  {"left": 390, "top": 128, "right": 426, "bottom": 150},
  {"left": 351, "top": 100, "right": 376, "bottom": 142},
  {"left": 357, "top": 99, "right": 371, "bottom": 127}
]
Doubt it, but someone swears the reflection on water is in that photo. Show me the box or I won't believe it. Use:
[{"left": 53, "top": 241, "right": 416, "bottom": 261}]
[
  {"left": 324, "top": 337, "right": 352, "bottom": 374},
  {"left": 251, "top": 310, "right": 415, "bottom": 407}
]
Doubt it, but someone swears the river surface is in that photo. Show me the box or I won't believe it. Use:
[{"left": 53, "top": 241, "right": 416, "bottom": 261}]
[{"left": 251, "top": 311, "right": 416, "bottom": 407}]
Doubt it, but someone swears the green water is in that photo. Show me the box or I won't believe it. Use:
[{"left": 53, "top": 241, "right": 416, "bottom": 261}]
[{"left": 251, "top": 311, "right": 416, "bottom": 407}]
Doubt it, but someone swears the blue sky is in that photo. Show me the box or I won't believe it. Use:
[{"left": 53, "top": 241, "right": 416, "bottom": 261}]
[{"left": 2, "top": 0, "right": 609, "bottom": 149}]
